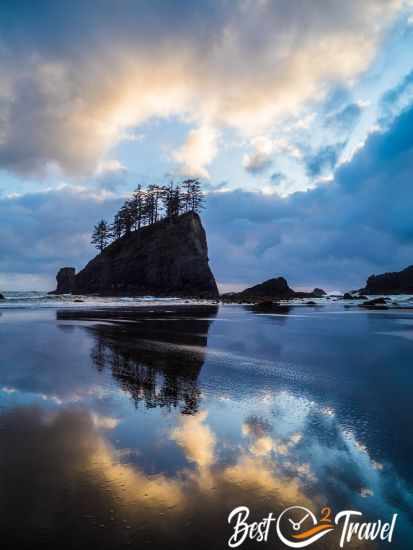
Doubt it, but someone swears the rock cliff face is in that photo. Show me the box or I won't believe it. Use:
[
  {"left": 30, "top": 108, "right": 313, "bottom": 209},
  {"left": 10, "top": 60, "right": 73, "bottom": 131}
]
[
  {"left": 52, "top": 212, "right": 218, "bottom": 299},
  {"left": 360, "top": 264, "right": 413, "bottom": 295},
  {"left": 54, "top": 267, "right": 76, "bottom": 294}
]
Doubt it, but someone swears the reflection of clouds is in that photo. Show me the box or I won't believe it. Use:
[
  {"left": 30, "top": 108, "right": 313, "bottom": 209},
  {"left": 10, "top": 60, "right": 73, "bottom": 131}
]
[
  {"left": 242, "top": 415, "right": 272, "bottom": 438},
  {"left": 91, "top": 413, "right": 120, "bottom": 430},
  {"left": 250, "top": 435, "right": 274, "bottom": 456},
  {"left": 223, "top": 455, "right": 310, "bottom": 507},
  {"left": 170, "top": 411, "right": 216, "bottom": 469},
  {"left": 0, "top": 403, "right": 404, "bottom": 548},
  {"left": 242, "top": 415, "right": 302, "bottom": 457},
  {"left": 343, "top": 429, "right": 385, "bottom": 475},
  {"left": 237, "top": 390, "right": 413, "bottom": 534}
]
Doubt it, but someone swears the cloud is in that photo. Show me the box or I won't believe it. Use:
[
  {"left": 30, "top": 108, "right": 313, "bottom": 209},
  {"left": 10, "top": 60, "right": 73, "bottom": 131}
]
[
  {"left": 0, "top": 0, "right": 402, "bottom": 177},
  {"left": 170, "top": 411, "right": 216, "bottom": 468},
  {"left": 380, "top": 68, "right": 413, "bottom": 124},
  {"left": 270, "top": 172, "right": 286, "bottom": 185},
  {"left": 243, "top": 136, "right": 274, "bottom": 174},
  {"left": 173, "top": 126, "right": 218, "bottom": 178},
  {"left": 305, "top": 143, "right": 344, "bottom": 178},
  {"left": 2, "top": 58, "right": 413, "bottom": 292},
  {"left": 204, "top": 101, "right": 413, "bottom": 290},
  {"left": 325, "top": 102, "right": 362, "bottom": 133},
  {"left": 0, "top": 185, "right": 122, "bottom": 290},
  {"left": 243, "top": 136, "right": 302, "bottom": 175}
]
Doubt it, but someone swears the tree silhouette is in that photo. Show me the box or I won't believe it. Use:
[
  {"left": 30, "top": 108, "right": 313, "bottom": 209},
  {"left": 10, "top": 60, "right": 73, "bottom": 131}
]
[
  {"left": 130, "top": 185, "right": 146, "bottom": 230},
  {"left": 182, "top": 178, "right": 204, "bottom": 213},
  {"left": 111, "top": 213, "right": 123, "bottom": 240},
  {"left": 119, "top": 202, "right": 134, "bottom": 234},
  {"left": 93, "top": 179, "right": 206, "bottom": 246},
  {"left": 162, "top": 181, "right": 182, "bottom": 218},
  {"left": 91, "top": 219, "right": 110, "bottom": 251}
]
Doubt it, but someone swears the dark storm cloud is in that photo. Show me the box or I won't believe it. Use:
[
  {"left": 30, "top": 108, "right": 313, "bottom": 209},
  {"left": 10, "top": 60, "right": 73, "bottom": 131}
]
[
  {"left": 204, "top": 103, "right": 413, "bottom": 290},
  {"left": 0, "top": 187, "right": 122, "bottom": 280}
]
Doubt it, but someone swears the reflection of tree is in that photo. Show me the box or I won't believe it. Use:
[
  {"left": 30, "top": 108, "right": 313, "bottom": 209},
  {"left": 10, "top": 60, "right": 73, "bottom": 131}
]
[{"left": 58, "top": 306, "right": 218, "bottom": 414}]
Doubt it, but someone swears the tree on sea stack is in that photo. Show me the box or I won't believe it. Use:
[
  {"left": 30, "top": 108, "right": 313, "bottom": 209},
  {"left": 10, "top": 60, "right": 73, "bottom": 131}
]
[
  {"left": 91, "top": 219, "right": 110, "bottom": 252},
  {"left": 95, "top": 178, "right": 206, "bottom": 245}
]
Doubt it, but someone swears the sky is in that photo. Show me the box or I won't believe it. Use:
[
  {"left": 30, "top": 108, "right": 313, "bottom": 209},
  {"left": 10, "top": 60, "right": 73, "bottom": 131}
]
[{"left": 1, "top": 0, "right": 413, "bottom": 292}]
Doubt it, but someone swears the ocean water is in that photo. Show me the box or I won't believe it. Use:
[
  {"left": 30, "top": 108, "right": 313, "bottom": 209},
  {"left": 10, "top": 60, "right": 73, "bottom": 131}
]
[
  {"left": 0, "top": 291, "right": 206, "bottom": 309},
  {"left": 0, "top": 300, "right": 412, "bottom": 549}
]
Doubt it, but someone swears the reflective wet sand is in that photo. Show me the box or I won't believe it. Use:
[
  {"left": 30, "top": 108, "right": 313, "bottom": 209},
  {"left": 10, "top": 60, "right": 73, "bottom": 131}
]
[{"left": 0, "top": 304, "right": 412, "bottom": 549}]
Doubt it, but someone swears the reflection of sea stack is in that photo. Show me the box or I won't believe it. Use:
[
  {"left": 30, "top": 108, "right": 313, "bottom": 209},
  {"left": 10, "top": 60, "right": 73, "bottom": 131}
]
[
  {"left": 57, "top": 305, "right": 218, "bottom": 414},
  {"left": 52, "top": 212, "right": 218, "bottom": 299}
]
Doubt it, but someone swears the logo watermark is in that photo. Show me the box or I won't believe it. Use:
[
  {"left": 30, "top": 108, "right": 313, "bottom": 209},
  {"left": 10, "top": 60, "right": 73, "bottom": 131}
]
[{"left": 228, "top": 505, "right": 397, "bottom": 548}]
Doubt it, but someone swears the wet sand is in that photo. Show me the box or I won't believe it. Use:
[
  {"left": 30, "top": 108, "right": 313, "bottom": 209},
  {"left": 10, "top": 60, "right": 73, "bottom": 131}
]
[{"left": 0, "top": 303, "right": 412, "bottom": 549}]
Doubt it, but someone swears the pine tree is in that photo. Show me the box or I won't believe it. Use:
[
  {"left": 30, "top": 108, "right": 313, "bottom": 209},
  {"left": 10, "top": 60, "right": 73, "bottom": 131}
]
[
  {"left": 91, "top": 219, "right": 110, "bottom": 252},
  {"left": 119, "top": 202, "right": 134, "bottom": 234},
  {"left": 181, "top": 179, "right": 193, "bottom": 213},
  {"left": 146, "top": 184, "right": 163, "bottom": 223},
  {"left": 189, "top": 178, "right": 204, "bottom": 213},
  {"left": 111, "top": 213, "right": 123, "bottom": 240},
  {"left": 92, "top": 179, "right": 206, "bottom": 250},
  {"left": 162, "top": 181, "right": 182, "bottom": 218},
  {"left": 181, "top": 178, "right": 204, "bottom": 213},
  {"left": 130, "top": 185, "right": 146, "bottom": 230}
]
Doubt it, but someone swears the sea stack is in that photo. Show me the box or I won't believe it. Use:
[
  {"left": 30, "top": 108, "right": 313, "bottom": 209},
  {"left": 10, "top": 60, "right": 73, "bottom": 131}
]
[
  {"left": 221, "top": 277, "right": 296, "bottom": 302},
  {"left": 54, "top": 267, "right": 76, "bottom": 294},
  {"left": 360, "top": 264, "right": 413, "bottom": 295},
  {"left": 221, "top": 277, "right": 327, "bottom": 303},
  {"left": 51, "top": 212, "right": 219, "bottom": 299}
]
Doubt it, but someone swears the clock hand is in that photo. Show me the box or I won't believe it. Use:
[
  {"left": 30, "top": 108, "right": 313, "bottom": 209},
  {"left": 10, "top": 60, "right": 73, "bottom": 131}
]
[{"left": 297, "top": 513, "right": 310, "bottom": 527}]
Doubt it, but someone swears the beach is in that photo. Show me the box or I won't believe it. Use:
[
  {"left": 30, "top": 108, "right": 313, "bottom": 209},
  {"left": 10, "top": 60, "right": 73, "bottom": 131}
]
[{"left": 0, "top": 298, "right": 412, "bottom": 549}]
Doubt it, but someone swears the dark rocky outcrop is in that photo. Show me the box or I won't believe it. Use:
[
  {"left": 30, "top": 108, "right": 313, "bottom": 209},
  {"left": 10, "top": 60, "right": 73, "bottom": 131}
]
[
  {"left": 359, "top": 297, "right": 390, "bottom": 310},
  {"left": 221, "top": 277, "right": 295, "bottom": 303},
  {"left": 311, "top": 288, "right": 327, "bottom": 297},
  {"left": 52, "top": 267, "right": 76, "bottom": 294},
  {"left": 0, "top": 293, "right": 5, "bottom": 300},
  {"left": 360, "top": 265, "right": 413, "bottom": 295},
  {"left": 51, "top": 212, "right": 218, "bottom": 299},
  {"left": 221, "top": 278, "right": 326, "bottom": 303},
  {"left": 294, "top": 288, "right": 327, "bottom": 299}
]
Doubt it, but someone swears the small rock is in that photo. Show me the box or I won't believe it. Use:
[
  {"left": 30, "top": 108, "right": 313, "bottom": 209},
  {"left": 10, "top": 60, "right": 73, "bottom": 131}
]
[
  {"left": 363, "top": 297, "right": 388, "bottom": 306},
  {"left": 0, "top": 293, "right": 5, "bottom": 300},
  {"left": 312, "top": 288, "right": 327, "bottom": 297},
  {"left": 359, "top": 297, "right": 390, "bottom": 309}
]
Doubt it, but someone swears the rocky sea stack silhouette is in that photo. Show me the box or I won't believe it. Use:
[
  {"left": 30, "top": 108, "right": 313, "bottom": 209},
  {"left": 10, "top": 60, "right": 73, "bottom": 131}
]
[
  {"left": 360, "top": 264, "right": 413, "bottom": 295},
  {"left": 52, "top": 212, "right": 218, "bottom": 299},
  {"left": 221, "top": 277, "right": 326, "bottom": 303}
]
